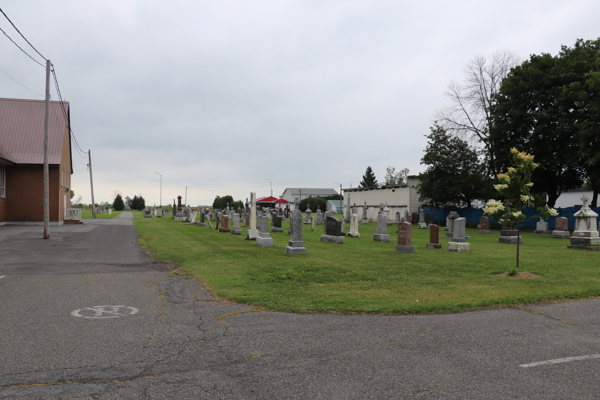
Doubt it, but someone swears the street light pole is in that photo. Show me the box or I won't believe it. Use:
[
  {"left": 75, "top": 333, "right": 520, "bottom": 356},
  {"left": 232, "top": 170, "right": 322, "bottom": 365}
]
[
  {"left": 155, "top": 172, "right": 162, "bottom": 206},
  {"left": 265, "top": 179, "right": 272, "bottom": 197}
]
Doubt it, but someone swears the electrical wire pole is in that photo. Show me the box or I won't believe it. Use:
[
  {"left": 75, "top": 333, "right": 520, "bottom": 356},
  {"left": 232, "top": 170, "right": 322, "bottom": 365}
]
[
  {"left": 43, "top": 59, "right": 51, "bottom": 239},
  {"left": 88, "top": 150, "right": 96, "bottom": 218}
]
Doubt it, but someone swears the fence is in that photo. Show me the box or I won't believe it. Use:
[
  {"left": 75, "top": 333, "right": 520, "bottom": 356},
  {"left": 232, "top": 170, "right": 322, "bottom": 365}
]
[
  {"left": 423, "top": 205, "right": 600, "bottom": 230},
  {"left": 65, "top": 208, "right": 82, "bottom": 220}
]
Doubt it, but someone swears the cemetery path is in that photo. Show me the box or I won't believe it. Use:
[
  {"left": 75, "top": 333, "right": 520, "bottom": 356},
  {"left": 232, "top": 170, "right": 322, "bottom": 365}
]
[{"left": 1, "top": 223, "right": 600, "bottom": 399}]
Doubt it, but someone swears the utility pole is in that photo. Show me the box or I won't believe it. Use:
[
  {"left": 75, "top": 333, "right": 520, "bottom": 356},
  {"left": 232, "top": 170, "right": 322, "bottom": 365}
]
[
  {"left": 88, "top": 150, "right": 96, "bottom": 218},
  {"left": 43, "top": 59, "right": 51, "bottom": 239}
]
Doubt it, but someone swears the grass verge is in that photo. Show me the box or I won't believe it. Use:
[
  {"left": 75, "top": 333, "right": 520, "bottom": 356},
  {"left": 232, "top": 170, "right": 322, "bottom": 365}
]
[
  {"left": 133, "top": 212, "right": 600, "bottom": 314},
  {"left": 81, "top": 209, "right": 123, "bottom": 219}
]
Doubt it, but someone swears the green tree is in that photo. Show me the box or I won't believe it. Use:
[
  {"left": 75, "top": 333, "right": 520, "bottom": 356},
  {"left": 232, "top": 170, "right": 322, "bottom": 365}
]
[
  {"left": 212, "top": 195, "right": 234, "bottom": 210},
  {"left": 559, "top": 38, "right": 600, "bottom": 207},
  {"left": 484, "top": 149, "right": 558, "bottom": 270},
  {"left": 418, "top": 125, "right": 491, "bottom": 207},
  {"left": 490, "top": 51, "right": 584, "bottom": 207},
  {"left": 136, "top": 195, "right": 145, "bottom": 210},
  {"left": 359, "top": 166, "right": 378, "bottom": 188},
  {"left": 113, "top": 194, "right": 125, "bottom": 211},
  {"left": 130, "top": 195, "right": 139, "bottom": 210}
]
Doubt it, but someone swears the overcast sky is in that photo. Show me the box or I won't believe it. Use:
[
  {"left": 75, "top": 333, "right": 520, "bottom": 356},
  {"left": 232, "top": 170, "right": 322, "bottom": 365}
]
[{"left": 1, "top": 1, "right": 599, "bottom": 206}]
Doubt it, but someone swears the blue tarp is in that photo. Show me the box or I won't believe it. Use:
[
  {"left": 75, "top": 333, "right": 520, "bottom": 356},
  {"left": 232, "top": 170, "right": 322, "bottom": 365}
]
[{"left": 423, "top": 205, "right": 600, "bottom": 230}]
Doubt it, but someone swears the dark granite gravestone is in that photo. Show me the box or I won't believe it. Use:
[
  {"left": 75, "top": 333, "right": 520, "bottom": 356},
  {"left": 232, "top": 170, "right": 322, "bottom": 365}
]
[
  {"left": 272, "top": 214, "right": 284, "bottom": 233},
  {"left": 325, "top": 216, "right": 343, "bottom": 236},
  {"left": 320, "top": 216, "right": 344, "bottom": 244}
]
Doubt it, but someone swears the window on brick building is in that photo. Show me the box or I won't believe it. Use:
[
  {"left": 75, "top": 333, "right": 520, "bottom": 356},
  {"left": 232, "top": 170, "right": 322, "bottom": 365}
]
[{"left": 0, "top": 165, "right": 5, "bottom": 197}]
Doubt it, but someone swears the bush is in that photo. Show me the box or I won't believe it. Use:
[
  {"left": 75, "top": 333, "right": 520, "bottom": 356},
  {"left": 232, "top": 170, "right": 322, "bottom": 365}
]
[
  {"left": 113, "top": 194, "right": 125, "bottom": 211},
  {"left": 299, "top": 197, "right": 327, "bottom": 212}
]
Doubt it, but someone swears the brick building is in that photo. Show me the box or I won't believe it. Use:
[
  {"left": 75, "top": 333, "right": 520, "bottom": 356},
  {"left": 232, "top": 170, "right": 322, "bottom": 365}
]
[{"left": 0, "top": 97, "right": 73, "bottom": 225}]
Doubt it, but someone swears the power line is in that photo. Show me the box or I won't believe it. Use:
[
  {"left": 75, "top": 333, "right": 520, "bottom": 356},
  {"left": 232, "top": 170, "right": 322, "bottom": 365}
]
[
  {"left": 0, "top": 7, "right": 88, "bottom": 159},
  {"left": 0, "top": 65, "right": 44, "bottom": 97},
  {"left": 0, "top": 7, "right": 46, "bottom": 61},
  {"left": 51, "top": 66, "right": 88, "bottom": 159},
  {"left": 0, "top": 25, "right": 44, "bottom": 67}
]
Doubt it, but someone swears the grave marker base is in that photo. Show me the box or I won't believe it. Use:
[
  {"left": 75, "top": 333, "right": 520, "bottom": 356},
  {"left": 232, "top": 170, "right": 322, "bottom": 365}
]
[
  {"left": 552, "top": 231, "right": 570, "bottom": 239},
  {"left": 285, "top": 246, "right": 307, "bottom": 254},
  {"left": 320, "top": 234, "right": 344, "bottom": 244},
  {"left": 256, "top": 235, "right": 273, "bottom": 247},
  {"left": 499, "top": 236, "right": 523, "bottom": 244},
  {"left": 567, "top": 245, "right": 600, "bottom": 251},
  {"left": 396, "top": 245, "right": 413, "bottom": 253},
  {"left": 372, "top": 233, "right": 390, "bottom": 242},
  {"left": 426, "top": 243, "right": 442, "bottom": 249},
  {"left": 231, "top": 229, "right": 241, "bottom": 235},
  {"left": 448, "top": 242, "right": 470, "bottom": 252},
  {"left": 246, "top": 229, "right": 258, "bottom": 240},
  {"left": 570, "top": 237, "right": 600, "bottom": 246}
]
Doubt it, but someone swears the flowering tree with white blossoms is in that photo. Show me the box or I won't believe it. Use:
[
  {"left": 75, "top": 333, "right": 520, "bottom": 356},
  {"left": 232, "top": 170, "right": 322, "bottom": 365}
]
[{"left": 484, "top": 148, "right": 558, "bottom": 270}]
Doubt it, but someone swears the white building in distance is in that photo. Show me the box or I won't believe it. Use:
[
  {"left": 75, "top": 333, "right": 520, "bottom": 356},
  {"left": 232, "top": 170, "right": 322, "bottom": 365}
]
[
  {"left": 280, "top": 188, "right": 339, "bottom": 209},
  {"left": 342, "top": 176, "right": 424, "bottom": 222}
]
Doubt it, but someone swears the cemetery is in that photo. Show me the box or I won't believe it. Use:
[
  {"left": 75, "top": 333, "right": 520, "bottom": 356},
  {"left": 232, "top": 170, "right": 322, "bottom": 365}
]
[{"left": 132, "top": 197, "right": 600, "bottom": 314}]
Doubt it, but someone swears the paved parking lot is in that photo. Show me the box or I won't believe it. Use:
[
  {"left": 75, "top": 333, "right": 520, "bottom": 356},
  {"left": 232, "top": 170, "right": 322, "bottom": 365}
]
[{"left": 1, "top": 218, "right": 599, "bottom": 399}]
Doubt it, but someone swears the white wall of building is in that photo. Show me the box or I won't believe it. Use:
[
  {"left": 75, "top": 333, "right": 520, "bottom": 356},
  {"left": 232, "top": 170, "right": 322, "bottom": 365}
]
[
  {"left": 343, "top": 184, "right": 423, "bottom": 222},
  {"left": 553, "top": 190, "right": 594, "bottom": 209}
]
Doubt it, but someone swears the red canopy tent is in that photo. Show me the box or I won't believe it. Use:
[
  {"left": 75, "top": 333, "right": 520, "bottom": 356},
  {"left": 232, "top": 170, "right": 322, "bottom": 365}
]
[{"left": 257, "top": 197, "right": 289, "bottom": 210}]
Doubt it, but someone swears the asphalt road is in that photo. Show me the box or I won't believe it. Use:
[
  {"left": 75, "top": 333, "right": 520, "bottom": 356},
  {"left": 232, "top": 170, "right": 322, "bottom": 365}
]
[{"left": 1, "top": 214, "right": 599, "bottom": 399}]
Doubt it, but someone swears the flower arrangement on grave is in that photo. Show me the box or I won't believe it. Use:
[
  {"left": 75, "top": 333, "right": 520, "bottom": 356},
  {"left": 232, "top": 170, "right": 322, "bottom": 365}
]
[{"left": 484, "top": 148, "right": 558, "bottom": 271}]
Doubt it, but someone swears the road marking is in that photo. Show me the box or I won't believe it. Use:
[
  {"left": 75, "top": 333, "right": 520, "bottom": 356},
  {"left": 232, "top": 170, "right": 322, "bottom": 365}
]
[
  {"left": 520, "top": 354, "right": 600, "bottom": 368},
  {"left": 0, "top": 275, "right": 6, "bottom": 279},
  {"left": 71, "top": 305, "right": 139, "bottom": 319}
]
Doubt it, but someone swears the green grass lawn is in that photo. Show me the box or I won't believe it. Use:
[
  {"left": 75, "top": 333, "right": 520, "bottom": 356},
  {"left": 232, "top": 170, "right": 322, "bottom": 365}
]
[
  {"left": 81, "top": 208, "right": 123, "bottom": 219},
  {"left": 133, "top": 212, "right": 600, "bottom": 314}
]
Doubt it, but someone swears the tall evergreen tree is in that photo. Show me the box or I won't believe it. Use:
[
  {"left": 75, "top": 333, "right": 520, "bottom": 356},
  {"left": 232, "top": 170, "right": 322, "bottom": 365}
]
[
  {"left": 359, "top": 166, "right": 378, "bottom": 188},
  {"left": 136, "top": 195, "right": 146, "bottom": 210},
  {"left": 113, "top": 194, "right": 125, "bottom": 211}
]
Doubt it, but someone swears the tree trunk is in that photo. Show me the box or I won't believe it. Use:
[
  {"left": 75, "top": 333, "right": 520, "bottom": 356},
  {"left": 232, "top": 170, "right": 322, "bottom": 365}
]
[
  {"left": 516, "top": 224, "right": 521, "bottom": 270},
  {"left": 546, "top": 191, "right": 560, "bottom": 208},
  {"left": 592, "top": 190, "right": 598, "bottom": 209}
]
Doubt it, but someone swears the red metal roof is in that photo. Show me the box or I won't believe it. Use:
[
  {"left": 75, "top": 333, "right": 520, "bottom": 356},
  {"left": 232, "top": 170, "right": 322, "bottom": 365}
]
[{"left": 0, "top": 97, "right": 70, "bottom": 165}]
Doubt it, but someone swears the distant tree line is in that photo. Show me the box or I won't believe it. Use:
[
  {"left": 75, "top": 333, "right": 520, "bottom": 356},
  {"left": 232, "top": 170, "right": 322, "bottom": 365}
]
[
  {"left": 213, "top": 195, "right": 243, "bottom": 211},
  {"left": 112, "top": 194, "right": 145, "bottom": 211}
]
